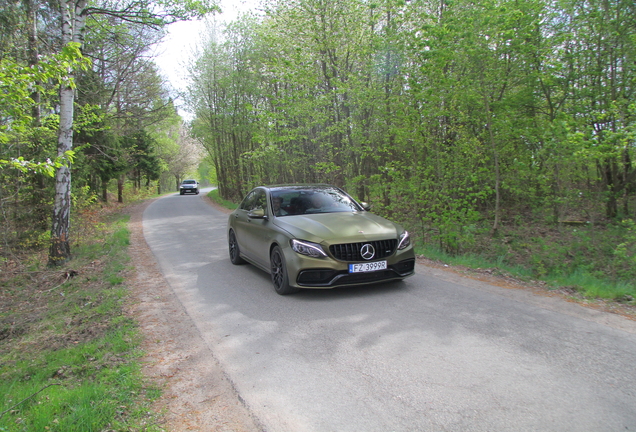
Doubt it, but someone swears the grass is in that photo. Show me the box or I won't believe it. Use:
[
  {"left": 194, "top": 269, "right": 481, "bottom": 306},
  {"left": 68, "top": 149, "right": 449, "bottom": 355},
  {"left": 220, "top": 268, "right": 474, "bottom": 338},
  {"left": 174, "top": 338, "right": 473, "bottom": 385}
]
[
  {"left": 0, "top": 213, "right": 162, "bottom": 432},
  {"left": 207, "top": 188, "right": 238, "bottom": 210},
  {"left": 416, "top": 243, "right": 535, "bottom": 280},
  {"left": 546, "top": 269, "right": 635, "bottom": 300},
  {"left": 414, "top": 232, "right": 636, "bottom": 303}
]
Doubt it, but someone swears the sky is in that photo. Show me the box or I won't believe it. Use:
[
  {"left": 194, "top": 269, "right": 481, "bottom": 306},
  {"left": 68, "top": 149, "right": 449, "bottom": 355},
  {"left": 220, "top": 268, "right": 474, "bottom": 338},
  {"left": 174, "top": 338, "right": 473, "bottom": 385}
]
[{"left": 153, "top": 0, "right": 261, "bottom": 118}]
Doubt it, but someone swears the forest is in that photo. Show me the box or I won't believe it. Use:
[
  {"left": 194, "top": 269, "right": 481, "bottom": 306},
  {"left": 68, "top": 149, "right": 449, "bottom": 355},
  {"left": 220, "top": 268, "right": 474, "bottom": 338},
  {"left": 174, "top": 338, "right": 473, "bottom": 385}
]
[
  {"left": 1, "top": 0, "right": 213, "bottom": 264},
  {"left": 187, "top": 0, "right": 636, "bottom": 290},
  {"left": 1, "top": 0, "right": 635, "bottom": 291}
]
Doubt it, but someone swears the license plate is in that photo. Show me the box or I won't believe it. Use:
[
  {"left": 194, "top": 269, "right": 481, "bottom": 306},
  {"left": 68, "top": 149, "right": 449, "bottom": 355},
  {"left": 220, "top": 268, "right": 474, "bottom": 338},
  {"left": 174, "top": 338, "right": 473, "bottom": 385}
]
[{"left": 349, "top": 261, "right": 387, "bottom": 273}]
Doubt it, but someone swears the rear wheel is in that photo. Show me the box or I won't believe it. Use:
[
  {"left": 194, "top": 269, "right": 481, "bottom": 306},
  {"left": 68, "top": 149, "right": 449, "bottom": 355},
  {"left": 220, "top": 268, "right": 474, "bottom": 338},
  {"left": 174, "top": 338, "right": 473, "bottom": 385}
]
[
  {"left": 270, "top": 246, "right": 299, "bottom": 295},
  {"left": 228, "top": 230, "right": 246, "bottom": 265}
]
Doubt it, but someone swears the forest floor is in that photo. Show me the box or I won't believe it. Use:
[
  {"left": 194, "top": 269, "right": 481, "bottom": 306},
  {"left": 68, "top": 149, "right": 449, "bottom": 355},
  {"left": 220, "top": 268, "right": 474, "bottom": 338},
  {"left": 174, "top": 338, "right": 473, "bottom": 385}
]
[{"left": 125, "top": 195, "right": 636, "bottom": 431}]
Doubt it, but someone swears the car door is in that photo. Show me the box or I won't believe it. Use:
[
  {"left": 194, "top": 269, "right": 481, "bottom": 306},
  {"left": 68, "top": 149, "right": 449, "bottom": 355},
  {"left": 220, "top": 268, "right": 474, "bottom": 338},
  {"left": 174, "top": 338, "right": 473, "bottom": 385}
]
[{"left": 234, "top": 189, "right": 271, "bottom": 269}]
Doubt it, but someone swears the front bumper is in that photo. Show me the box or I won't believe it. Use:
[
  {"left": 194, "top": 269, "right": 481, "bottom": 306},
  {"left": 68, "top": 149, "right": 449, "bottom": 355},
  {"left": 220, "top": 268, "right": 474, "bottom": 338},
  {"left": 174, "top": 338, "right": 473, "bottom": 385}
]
[
  {"left": 284, "top": 244, "right": 415, "bottom": 289},
  {"left": 297, "top": 258, "right": 415, "bottom": 287}
]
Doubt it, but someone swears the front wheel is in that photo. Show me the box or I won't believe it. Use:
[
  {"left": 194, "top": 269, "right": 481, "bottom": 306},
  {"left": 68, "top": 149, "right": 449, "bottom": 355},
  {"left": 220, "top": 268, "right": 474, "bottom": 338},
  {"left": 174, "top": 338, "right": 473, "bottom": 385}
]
[
  {"left": 270, "top": 246, "right": 299, "bottom": 295},
  {"left": 228, "top": 230, "right": 246, "bottom": 265}
]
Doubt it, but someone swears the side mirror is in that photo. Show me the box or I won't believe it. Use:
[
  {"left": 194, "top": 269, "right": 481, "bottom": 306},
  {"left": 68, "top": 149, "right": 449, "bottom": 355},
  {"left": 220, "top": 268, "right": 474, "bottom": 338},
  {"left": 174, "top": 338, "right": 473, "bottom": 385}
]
[
  {"left": 247, "top": 208, "right": 268, "bottom": 219},
  {"left": 360, "top": 202, "right": 371, "bottom": 211}
]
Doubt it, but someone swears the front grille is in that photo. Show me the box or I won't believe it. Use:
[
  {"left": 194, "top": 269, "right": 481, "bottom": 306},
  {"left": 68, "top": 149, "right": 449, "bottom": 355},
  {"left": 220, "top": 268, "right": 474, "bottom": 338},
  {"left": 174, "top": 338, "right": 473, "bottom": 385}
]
[{"left": 329, "top": 239, "right": 397, "bottom": 262}]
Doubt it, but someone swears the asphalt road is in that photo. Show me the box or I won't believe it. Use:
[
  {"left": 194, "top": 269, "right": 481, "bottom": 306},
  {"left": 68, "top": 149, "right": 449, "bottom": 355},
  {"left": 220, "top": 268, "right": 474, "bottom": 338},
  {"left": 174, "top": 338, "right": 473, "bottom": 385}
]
[{"left": 143, "top": 189, "right": 636, "bottom": 432}]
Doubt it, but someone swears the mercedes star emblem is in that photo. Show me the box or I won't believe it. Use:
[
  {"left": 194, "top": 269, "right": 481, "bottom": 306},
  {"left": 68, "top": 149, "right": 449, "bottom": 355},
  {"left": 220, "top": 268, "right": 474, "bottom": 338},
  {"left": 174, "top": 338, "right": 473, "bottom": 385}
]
[{"left": 360, "top": 244, "right": 375, "bottom": 260}]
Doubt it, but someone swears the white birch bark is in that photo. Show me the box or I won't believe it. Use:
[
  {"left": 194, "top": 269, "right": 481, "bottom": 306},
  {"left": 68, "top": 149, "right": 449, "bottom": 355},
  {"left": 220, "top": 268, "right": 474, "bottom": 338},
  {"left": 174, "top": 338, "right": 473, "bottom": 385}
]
[
  {"left": 47, "top": 0, "right": 213, "bottom": 264},
  {"left": 49, "top": 0, "right": 87, "bottom": 265}
]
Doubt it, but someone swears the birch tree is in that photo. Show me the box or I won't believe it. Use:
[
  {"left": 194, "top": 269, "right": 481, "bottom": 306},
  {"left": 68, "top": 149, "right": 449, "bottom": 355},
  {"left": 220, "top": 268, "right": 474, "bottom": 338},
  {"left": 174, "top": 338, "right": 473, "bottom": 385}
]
[{"left": 48, "top": 0, "right": 219, "bottom": 266}]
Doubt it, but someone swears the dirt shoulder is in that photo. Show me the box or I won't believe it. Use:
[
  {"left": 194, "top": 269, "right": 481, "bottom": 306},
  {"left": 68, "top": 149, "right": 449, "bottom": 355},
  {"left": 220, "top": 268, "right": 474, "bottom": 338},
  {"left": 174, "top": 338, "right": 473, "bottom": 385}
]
[
  {"left": 126, "top": 197, "right": 262, "bottom": 432},
  {"left": 124, "top": 195, "right": 635, "bottom": 431}
]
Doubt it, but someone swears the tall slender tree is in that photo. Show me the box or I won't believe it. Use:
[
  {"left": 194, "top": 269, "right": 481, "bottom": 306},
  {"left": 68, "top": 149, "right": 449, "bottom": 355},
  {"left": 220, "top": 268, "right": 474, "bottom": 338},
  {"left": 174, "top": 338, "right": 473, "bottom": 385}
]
[{"left": 48, "top": 0, "right": 220, "bottom": 265}]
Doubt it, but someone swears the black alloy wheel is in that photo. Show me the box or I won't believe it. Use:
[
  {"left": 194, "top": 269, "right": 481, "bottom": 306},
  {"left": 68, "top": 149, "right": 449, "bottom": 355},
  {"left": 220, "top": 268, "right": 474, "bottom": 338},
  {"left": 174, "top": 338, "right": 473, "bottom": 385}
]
[
  {"left": 270, "top": 246, "right": 299, "bottom": 295},
  {"left": 228, "top": 230, "right": 246, "bottom": 265}
]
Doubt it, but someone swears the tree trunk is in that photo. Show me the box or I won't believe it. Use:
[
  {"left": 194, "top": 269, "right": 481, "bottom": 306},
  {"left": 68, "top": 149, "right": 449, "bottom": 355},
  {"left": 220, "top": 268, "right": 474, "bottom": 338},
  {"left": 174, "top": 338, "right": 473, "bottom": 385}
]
[
  {"left": 484, "top": 96, "right": 501, "bottom": 234},
  {"left": 101, "top": 177, "right": 108, "bottom": 202},
  {"left": 118, "top": 175, "right": 124, "bottom": 203},
  {"left": 48, "top": 0, "right": 88, "bottom": 265},
  {"left": 49, "top": 165, "right": 72, "bottom": 265},
  {"left": 25, "top": 0, "right": 40, "bottom": 124},
  {"left": 49, "top": 84, "right": 75, "bottom": 266}
]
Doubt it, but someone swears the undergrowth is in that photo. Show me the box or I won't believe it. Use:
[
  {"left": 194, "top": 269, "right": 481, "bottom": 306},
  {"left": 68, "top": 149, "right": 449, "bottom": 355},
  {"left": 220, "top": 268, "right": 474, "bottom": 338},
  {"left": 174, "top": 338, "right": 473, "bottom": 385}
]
[
  {"left": 0, "top": 212, "right": 161, "bottom": 432},
  {"left": 413, "top": 218, "right": 636, "bottom": 303},
  {"left": 207, "top": 188, "right": 238, "bottom": 210}
]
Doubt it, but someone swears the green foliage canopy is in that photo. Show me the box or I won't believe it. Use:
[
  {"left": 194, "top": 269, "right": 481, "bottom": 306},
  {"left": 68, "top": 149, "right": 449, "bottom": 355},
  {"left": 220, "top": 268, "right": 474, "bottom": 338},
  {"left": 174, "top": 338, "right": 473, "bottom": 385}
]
[{"left": 187, "top": 0, "right": 636, "bottom": 282}]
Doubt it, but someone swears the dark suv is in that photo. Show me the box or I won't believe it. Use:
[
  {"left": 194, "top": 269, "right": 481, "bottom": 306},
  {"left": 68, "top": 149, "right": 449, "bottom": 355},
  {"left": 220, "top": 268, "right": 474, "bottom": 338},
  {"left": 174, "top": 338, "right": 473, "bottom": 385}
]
[{"left": 179, "top": 179, "right": 199, "bottom": 195}]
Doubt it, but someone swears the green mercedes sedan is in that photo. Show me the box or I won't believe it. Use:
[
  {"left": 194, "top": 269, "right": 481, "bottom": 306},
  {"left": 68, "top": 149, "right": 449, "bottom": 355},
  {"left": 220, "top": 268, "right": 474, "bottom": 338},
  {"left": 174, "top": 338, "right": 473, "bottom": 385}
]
[{"left": 227, "top": 184, "right": 415, "bottom": 295}]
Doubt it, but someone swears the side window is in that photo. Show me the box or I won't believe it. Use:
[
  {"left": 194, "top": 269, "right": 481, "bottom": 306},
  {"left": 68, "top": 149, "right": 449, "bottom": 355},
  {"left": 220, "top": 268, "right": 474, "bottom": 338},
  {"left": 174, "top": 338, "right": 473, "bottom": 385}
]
[
  {"left": 240, "top": 189, "right": 266, "bottom": 211},
  {"left": 251, "top": 190, "right": 266, "bottom": 211},
  {"left": 240, "top": 191, "right": 257, "bottom": 210}
]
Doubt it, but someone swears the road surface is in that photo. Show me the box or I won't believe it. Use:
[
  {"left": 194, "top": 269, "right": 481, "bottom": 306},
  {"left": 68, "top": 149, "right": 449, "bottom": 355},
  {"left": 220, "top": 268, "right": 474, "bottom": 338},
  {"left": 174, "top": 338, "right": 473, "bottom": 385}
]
[{"left": 142, "top": 189, "right": 636, "bottom": 432}]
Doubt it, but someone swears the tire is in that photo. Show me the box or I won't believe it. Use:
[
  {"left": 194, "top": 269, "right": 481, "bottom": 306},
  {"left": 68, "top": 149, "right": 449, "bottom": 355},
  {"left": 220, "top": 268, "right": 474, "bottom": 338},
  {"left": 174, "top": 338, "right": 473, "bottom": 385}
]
[
  {"left": 180, "top": 191, "right": 184, "bottom": 195},
  {"left": 270, "top": 246, "right": 299, "bottom": 295},
  {"left": 228, "top": 230, "right": 246, "bottom": 265}
]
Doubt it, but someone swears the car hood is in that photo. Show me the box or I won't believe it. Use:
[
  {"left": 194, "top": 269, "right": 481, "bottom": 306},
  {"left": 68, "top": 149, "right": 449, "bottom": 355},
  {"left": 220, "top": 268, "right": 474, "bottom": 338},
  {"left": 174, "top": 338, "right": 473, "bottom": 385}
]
[{"left": 274, "top": 212, "right": 402, "bottom": 244}]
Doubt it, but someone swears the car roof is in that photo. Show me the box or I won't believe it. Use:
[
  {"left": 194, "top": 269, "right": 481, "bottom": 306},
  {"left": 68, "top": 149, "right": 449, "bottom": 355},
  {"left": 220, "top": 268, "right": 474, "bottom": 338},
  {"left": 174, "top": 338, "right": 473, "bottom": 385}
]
[{"left": 260, "top": 184, "right": 339, "bottom": 192}]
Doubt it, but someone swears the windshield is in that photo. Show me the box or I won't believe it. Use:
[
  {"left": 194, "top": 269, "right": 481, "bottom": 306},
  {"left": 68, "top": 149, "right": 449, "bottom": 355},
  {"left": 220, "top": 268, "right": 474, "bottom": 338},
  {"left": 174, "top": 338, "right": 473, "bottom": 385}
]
[
  {"left": 182, "top": 180, "right": 196, "bottom": 184},
  {"left": 270, "top": 187, "right": 363, "bottom": 216}
]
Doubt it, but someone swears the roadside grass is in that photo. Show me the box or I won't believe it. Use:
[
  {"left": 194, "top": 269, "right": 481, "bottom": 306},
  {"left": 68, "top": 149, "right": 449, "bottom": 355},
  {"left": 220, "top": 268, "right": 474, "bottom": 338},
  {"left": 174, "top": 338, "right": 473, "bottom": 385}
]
[
  {"left": 416, "top": 244, "right": 535, "bottom": 280},
  {"left": 207, "top": 188, "right": 238, "bottom": 210},
  {"left": 547, "top": 269, "right": 635, "bottom": 301},
  {"left": 415, "top": 239, "right": 636, "bottom": 304},
  {"left": 0, "top": 212, "right": 161, "bottom": 432}
]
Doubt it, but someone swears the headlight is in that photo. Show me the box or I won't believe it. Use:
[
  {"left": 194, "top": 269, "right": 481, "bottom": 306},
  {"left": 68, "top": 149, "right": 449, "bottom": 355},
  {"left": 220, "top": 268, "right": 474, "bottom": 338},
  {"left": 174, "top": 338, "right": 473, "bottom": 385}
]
[
  {"left": 397, "top": 231, "right": 411, "bottom": 250},
  {"left": 291, "top": 239, "right": 327, "bottom": 258}
]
